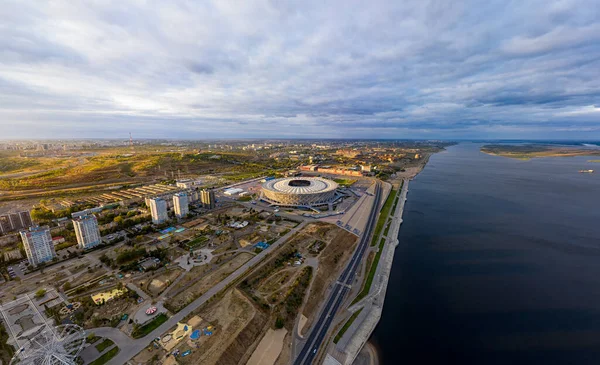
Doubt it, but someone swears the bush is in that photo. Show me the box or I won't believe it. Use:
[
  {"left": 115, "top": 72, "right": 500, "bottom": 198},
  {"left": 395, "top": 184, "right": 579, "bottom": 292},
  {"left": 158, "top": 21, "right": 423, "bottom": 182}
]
[{"left": 34, "top": 289, "right": 46, "bottom": 298}]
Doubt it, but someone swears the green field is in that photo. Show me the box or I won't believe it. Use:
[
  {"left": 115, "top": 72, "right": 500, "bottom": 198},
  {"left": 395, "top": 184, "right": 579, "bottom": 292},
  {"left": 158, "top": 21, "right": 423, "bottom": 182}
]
[
  {"left": 334, "top": 308, "right": 363, "bottom": 344},
  {"left": 370, "top": 187, "right": 397, "bottom": 246},
  {"left": 333, "top": 178, "right": 357, "bottom": 187},
  {"left": 352, "top": 237, "right": 386, "bottom": 305},
  {"left": 186, "top": 235, "right": 209, "bottom": 249},
  {"left": 94, "top": 338, "right": 114, "bottom": 352},
  {"left": 89, "top": 346, "right": 119, "bottom": 365},
  {"left": 132, "top": 313, "right": 168, "bottom": 339}
]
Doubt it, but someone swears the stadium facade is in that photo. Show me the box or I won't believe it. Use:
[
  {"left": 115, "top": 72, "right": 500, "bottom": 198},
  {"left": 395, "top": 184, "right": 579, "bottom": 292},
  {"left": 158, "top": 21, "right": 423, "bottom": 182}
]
[{"left": 261, "top": 177, "right": 338, "bottom": 207}]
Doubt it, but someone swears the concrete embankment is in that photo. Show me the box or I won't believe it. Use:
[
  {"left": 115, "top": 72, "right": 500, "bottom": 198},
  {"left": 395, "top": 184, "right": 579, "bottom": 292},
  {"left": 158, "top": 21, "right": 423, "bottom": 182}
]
[{"left": 331, "top": 179, "right": 409, "bottom": 365}]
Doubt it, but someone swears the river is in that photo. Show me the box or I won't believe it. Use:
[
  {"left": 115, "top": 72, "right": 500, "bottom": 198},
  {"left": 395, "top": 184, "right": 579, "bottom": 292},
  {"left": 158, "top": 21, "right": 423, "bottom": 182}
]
[{"left": 370, "top": 142, "right": 600, "bottom": 365}]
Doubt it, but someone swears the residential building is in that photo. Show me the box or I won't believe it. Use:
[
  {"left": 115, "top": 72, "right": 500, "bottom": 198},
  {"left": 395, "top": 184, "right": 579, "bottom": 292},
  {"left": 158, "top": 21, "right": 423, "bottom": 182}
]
[
  {"left": 20, "top": 226, "right": 56, "bottom": 266},
  {"left": 0, "top": 211, "right": 33, "bottom": 235},
  {"left": 201, "top": 189, "right": 216, "bottom": 209},
  {"left": 173, "top": 193, "right": 189, "bottom": 219},
  {"left": 149, "top": 197, "right": 168, "bottom": 224},
  {"left": 73, "top": 214, "right": 102, "bottom": 249}
]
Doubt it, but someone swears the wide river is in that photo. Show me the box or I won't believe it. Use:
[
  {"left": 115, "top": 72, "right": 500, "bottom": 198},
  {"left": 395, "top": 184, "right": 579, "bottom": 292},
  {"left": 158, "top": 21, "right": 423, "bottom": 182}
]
[{"left": 370, "top": 143, "right": 600, "bottom": 365}]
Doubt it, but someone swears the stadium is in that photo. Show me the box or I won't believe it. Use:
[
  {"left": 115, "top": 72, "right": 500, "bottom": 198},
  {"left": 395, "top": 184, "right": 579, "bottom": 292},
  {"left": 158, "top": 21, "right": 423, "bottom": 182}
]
[{"left": 261, "top": 177, "right": 338, "bottom": 207}]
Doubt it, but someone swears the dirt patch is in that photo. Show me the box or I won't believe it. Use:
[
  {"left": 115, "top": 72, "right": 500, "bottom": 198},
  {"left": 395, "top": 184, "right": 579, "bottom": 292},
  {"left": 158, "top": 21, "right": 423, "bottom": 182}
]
[
  {"left": 168, "top": 253, "right": 254, "bottom": 312},
  {"left": 297, "top": 314, "right": 308, "bottom": 336},
  {"left": 137, "top": 268, "right": 183, "bottom": 297},
  {"left": 247, "top": 328, "right": 287, "bottom": 365},
  {"left": 8, "top": 304, "right": 28, "bottom": 315},
  {"left": 302, "top": 227, "right": 358, "bottom": 335},
  {"left": 176, "top": 289, "right": 263, "bottom": 365},
  {"left": 15, "top": 314, "right": 36, "bottom": 332},
  {"left": 166, "top": 264, "right": 213, "bottom": 298},
  {"left": 274, "top": 331, "right": 293, "bottom": 365}
]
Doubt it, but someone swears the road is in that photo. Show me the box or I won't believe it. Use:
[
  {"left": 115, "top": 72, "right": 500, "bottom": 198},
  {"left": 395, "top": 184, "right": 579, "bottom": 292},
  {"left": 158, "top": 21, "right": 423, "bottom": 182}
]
[
  {"left": 293, "top": 182, "right": 382, "bottom": 365},
  {"left": 90, "top": 220, "right": 308, "bottom": 365}
]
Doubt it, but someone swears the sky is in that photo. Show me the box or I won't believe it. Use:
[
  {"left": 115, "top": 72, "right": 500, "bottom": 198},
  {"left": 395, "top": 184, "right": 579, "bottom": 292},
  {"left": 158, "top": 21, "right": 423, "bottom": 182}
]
[{"left": 1, "top": 0, "right": 599, "bottom": 140}]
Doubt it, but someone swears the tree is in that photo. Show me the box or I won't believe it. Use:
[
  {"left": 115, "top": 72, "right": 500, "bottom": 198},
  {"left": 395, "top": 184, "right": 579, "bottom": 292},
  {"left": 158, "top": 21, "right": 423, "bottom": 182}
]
[
  {"left": 275, "top": 317, "right": 284, "bottom": 329},
  {"left": 63, "top": 282, "right": 72, "bottom": 291},
  {"left": 35, "top": 288, "right": 47, "bottom": 298}
]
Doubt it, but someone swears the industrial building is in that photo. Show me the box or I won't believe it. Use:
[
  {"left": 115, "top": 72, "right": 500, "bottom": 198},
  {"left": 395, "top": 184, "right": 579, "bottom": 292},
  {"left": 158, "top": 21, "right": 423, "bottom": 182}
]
[
  {"left": 201, "top": 189, "right": 216, "bottom": 209},
  {"left": 223, "top": 188, "right": 244, "bottom": 196},
  {"left": 0, "top": 211, "right": 33, "bottom": 235},
  {"left": 73, "top": 214, "right": 102, "bottom": 249},
  {"left": 149, "top": 197, "right": 168, "bottom": 224},
  {"left": 20, "top": 226, "right": 56, "bottom": 266},
  {"left": 261, "top": 177, "right": 338, "bottom": 207},
  {"left": 173, "top": 192, "right": 189, "bottom": 218}
]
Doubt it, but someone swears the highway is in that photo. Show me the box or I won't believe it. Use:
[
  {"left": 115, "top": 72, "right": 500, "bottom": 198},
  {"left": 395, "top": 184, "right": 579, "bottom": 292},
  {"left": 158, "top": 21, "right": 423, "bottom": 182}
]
[{"left": 294, "top": 181, "right": 382, "bottom": 365}]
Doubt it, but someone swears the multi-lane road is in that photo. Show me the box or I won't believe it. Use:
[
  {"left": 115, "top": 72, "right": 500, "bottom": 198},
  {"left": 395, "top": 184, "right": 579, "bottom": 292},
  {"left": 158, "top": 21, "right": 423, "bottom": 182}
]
[{"left": 294, "top": 181, "right": 382, "bottom": 365}]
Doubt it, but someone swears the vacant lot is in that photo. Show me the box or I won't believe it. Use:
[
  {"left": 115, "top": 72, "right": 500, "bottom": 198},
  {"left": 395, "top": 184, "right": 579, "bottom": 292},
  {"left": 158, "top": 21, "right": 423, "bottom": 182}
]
[
  {"left": 136, "top": 268, "right": 183, "bottom": 297},
  {"left": 177, "top": 288, "right": 267, "bottom": 365},
  {"left": 301, "top": 226, "right": 358, "bottom": 335},
  {"left": 168, "top": 253, "right": 254, "bottom": 312}
]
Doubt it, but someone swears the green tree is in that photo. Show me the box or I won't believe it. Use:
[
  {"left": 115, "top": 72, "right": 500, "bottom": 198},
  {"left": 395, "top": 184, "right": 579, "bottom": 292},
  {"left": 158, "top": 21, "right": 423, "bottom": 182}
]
[{"left": 35, "top": 289, "right": 47, "bottom": 298}]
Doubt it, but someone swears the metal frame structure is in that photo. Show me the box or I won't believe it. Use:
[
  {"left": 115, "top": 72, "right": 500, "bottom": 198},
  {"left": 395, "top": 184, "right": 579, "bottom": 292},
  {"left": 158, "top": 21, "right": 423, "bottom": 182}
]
[{"left": 10, "top": 324, "right": 86, "bottom": 365}]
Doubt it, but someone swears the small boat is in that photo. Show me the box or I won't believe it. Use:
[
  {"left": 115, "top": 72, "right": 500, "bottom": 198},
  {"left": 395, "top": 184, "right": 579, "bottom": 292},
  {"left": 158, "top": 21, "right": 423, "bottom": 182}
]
[{"left": 579, "top": 169, "right": 594, "bottom": 173}]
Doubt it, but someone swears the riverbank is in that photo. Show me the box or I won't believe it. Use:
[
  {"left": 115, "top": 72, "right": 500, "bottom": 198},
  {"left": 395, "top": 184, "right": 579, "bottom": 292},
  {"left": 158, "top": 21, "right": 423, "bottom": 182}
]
[
  {"left": 330, "top": 179, "right": 409, "bottom": 365},
  {"left": 481, "top": 144, "right": 600, "bottom": 160},
  {"left": 371, "top": 143, "right": 600, "bottom": 365}
]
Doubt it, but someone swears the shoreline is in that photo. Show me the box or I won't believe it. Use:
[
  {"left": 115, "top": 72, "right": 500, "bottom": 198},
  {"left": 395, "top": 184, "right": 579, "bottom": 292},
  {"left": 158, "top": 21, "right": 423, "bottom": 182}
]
[{"left": 333, "top": 179, "right": 409, "bottom": 364}]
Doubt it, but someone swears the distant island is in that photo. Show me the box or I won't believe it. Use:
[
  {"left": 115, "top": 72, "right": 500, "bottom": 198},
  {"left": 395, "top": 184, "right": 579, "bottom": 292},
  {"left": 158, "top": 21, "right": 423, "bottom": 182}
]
[{"left": 481, "top": 144, "right": 600, "bottom": 160}]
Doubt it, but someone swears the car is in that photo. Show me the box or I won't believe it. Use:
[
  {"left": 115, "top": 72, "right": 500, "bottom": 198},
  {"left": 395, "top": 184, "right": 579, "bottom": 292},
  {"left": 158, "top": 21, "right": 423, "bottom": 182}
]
[{"left": 313, "top": 349, "right": 317, "bottom": 354}]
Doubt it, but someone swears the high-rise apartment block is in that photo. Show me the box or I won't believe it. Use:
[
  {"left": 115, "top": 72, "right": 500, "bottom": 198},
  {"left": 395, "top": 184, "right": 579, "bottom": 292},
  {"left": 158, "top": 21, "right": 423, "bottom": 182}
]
[
  {"left": 173, "top": 193, "right": 189, "bottom": 219},
  {"left": 20, "top": 226, "right": 56, "bottom": 266},
  {"left": 73, "top": 214, "right": 102, "bottom": 249},
  {"left": 149, "top": 197, "right": 168, "bottom": 224},
  {"left": 0, "top": 211, "right": 33, "bottom": 234},
  {"left": 201, "top": 189, "right": 216, "bottom": 209}
]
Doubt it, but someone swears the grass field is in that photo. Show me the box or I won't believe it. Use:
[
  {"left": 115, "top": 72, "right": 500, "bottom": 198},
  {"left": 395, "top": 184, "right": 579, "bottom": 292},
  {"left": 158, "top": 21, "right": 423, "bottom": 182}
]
[
  {"left": 95, "top": 339, "right": 114, "bottom": 352},
  {"left": 333, "top": 178, "right": 357, "bottom": 187},
  {"left": 132, "top": 313, "right": 168, "bottom": 339},
  {"left": 370, "top": 187, "right": 397, "bottom": 246},
  {"left": 186, "top": 235, "right": 209, "bottom": 249},
  {"left": 334, "top": 308, "right": 363, "bottom": 344},
  {"left": 352, "top": 237, "right": 385, "bottom": 305},
  {"left": 89, "top": 346, "right": 119, "bottom": 365}
]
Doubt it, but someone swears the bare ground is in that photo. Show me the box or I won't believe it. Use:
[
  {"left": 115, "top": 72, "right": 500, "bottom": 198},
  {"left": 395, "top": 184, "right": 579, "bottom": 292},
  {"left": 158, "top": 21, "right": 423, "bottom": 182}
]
[
  {"left": 301, "top": 227, "right": 358, "bottom": 335},
  {"left": 169, "top": 252, "right": 254, "bottom": 311}
]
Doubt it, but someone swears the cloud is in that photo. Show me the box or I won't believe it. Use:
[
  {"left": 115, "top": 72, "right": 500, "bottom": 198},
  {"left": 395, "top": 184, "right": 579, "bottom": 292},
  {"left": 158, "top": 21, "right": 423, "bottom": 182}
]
[{"left": 0, "top": 0, "right": 599, "bottom": 139}]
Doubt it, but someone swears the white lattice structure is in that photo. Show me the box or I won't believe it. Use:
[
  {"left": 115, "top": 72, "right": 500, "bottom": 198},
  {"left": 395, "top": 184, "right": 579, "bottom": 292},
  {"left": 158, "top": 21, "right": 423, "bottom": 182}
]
[
  {"left": 10, "top": 324, "right": 86, "bottom": 365},
  {"left": 261, "top": 177, "right": 338, "bottom": 207}
]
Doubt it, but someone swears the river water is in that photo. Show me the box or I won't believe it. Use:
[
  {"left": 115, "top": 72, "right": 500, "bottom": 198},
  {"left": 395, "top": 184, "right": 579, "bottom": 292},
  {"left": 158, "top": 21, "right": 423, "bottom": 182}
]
[{"left": 370, "top": 143, "right": 600, "bottom": 365}]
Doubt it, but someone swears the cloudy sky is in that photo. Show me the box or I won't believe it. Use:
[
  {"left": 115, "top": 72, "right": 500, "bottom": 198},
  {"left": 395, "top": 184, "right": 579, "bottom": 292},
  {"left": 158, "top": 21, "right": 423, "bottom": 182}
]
[{"left": 1, "top": 0, "right": 599, "bottom": 139}]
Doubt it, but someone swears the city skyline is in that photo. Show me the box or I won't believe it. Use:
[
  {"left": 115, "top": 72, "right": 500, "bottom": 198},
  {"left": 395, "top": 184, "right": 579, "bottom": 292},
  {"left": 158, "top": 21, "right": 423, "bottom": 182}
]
[{"left": 2, "top": 0, "right": 599, "bottom": 140}]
